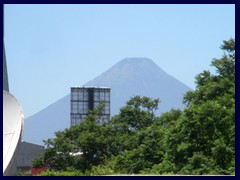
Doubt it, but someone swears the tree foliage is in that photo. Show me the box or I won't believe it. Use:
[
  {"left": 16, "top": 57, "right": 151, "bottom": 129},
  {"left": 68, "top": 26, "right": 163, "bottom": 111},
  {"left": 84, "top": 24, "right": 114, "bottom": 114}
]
[
  {"left": 111, "top": 96, "right": 159, "bottom": 132},
  {"left": 165, "top": 37, "right": 235, "bottom": 175}
]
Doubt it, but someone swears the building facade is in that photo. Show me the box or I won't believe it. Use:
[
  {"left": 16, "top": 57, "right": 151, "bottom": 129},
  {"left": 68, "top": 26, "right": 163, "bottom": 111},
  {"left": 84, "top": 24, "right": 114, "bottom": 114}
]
[
  {"left": 17, "top": 141, "right": 44, "bottom": 173},
  {"left": 70, "top": 86, "right": 110, "bottom": 126}
]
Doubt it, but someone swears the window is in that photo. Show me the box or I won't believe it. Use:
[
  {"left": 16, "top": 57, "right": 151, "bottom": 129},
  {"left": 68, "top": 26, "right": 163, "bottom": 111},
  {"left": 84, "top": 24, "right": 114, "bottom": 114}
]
[
  {"left": 71, "top": 91, "right": 78, "bottom": 101},
  {"left": 71, "top": 102, "right": 78, "bottom": 113}
]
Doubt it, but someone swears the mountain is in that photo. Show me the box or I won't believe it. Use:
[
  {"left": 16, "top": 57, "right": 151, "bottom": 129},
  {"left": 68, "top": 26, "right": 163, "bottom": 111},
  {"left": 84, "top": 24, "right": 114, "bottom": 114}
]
[
  {"left": 85, "top": 58, "right": 191, "bottom": 115},
  {"left": 23, "top": 94, "right": 70, "bottom": 145},
  {"left": 23, "top": 58, "right": 191, "bottom": 145}
]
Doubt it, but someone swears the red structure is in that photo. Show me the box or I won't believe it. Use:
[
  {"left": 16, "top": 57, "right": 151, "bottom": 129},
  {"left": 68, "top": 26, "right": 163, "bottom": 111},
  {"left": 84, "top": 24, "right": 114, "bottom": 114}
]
[{"left": 31, "top": 167, "right": 47, "bottom": 175}]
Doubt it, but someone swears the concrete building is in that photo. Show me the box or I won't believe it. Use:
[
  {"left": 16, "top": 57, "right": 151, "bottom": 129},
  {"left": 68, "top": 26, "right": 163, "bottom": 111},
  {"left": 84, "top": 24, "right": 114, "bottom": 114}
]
[
  {"left": 70, "top": 86, "right": 110, "bottom": 126},
  {"left": 16, "top": 141, "right": 44, "bottom": 172}
]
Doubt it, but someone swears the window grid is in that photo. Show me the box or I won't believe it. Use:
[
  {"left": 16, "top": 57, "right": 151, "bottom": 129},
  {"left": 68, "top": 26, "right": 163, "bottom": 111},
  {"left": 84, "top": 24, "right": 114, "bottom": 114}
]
[{"left": 71, "top": 87, "right": 110, "bottom": 126}]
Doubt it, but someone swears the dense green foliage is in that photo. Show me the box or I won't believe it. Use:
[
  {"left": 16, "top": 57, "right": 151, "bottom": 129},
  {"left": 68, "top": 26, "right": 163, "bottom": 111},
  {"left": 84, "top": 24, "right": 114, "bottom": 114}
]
[{"left": 32, "top": 38, "right": 235, "bottom": 176}]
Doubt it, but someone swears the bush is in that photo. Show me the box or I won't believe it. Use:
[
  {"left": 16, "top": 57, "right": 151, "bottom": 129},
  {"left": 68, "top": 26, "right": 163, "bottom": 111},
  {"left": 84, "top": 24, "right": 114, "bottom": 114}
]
[{"left": 35, "top": 170, "right": 86, "bottom": 176}]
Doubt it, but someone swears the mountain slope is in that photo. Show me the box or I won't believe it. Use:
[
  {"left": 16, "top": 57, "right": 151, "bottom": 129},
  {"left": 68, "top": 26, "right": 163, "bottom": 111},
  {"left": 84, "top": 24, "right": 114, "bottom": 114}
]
[
  {"left": 85, "top": 58, "right": 191, "bottom": 115},
  {"left": 24, "top": 58, "right": 191, "bottom": 145},
  {"left": 23, "top": 94, "right": 70, "bottom": 145}
]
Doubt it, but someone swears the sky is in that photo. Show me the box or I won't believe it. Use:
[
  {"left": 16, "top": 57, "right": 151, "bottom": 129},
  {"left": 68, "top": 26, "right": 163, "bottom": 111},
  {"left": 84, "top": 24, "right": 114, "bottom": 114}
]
[{"left": 4, "top": 4, "right": 235, "bottom": 118}]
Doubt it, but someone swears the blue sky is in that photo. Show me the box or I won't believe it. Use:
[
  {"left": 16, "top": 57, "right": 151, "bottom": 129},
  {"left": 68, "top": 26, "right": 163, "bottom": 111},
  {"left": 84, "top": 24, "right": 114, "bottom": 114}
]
[{"left": 4, "top": 4, "right": 235, "bottom": 118}]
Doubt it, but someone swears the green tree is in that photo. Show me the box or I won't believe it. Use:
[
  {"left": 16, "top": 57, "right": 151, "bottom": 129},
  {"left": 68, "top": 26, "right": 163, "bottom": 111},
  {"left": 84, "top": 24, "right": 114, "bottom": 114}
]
[
  {"left": 109, "top": 96, "right": 160, "bottom": 154},
  {"left": 111, "top": 96, "right": 160, "bottom": 132},
  {"left": 163, "top": 38, "right": 235, "bottom": 175},
  {"left": 32, "top": 104, "right": 117, "bottom": 172},
  {"left": 112, "top": 124, "right": 164, "bottom": 174}
]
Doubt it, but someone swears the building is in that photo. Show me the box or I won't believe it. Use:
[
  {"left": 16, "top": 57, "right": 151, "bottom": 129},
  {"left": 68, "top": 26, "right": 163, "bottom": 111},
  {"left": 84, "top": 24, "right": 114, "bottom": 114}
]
[
  {"left": 16, "top": 141, "right": 44, "bottom": 173},
  {"left": 70, "top": 86, "right": 110, "bottom": 126}
]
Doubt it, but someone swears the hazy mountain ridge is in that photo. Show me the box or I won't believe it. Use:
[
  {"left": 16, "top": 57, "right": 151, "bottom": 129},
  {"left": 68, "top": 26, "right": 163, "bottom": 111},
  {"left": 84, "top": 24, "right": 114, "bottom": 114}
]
[
  {"left": 85, "top": 58, "right": 190, "bottom": 115},
  {"left": 24, "top": 58, "right": 191, "bottom": 145}
]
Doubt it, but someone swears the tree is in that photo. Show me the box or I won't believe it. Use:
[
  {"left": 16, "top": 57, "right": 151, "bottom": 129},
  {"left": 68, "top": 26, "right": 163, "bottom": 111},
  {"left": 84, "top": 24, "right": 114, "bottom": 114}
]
[
  {"left": 111, "top": 96, "right": 160, "bottom": 132},
  {"left": 32, "top": 105, "right": 117, "bottom": 172},
  {"left": 163, "top": 38, "right": 235, "bottom": 175},
  {"left": 109, "top": 96, "right": 160, "bottom": 154},
  {"left": 112, "top": 124, "right": 165, "bottom": 174}
]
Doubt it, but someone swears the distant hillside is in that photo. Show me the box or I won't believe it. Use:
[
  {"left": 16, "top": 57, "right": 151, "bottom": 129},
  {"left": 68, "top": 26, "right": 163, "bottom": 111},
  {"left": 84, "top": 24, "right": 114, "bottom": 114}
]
[
  {"left": 24, "top": 58, "right": 191, "bottom": 145},
  {"left": 85, "top": 58, "right": 191, "bottom": 115}
]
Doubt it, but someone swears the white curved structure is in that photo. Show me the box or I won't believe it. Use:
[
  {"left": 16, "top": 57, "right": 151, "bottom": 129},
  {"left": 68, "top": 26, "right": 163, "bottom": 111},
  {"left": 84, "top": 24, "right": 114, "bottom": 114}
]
[{"left": 3, "top": 90, "right": 24, "bottom": 175}]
